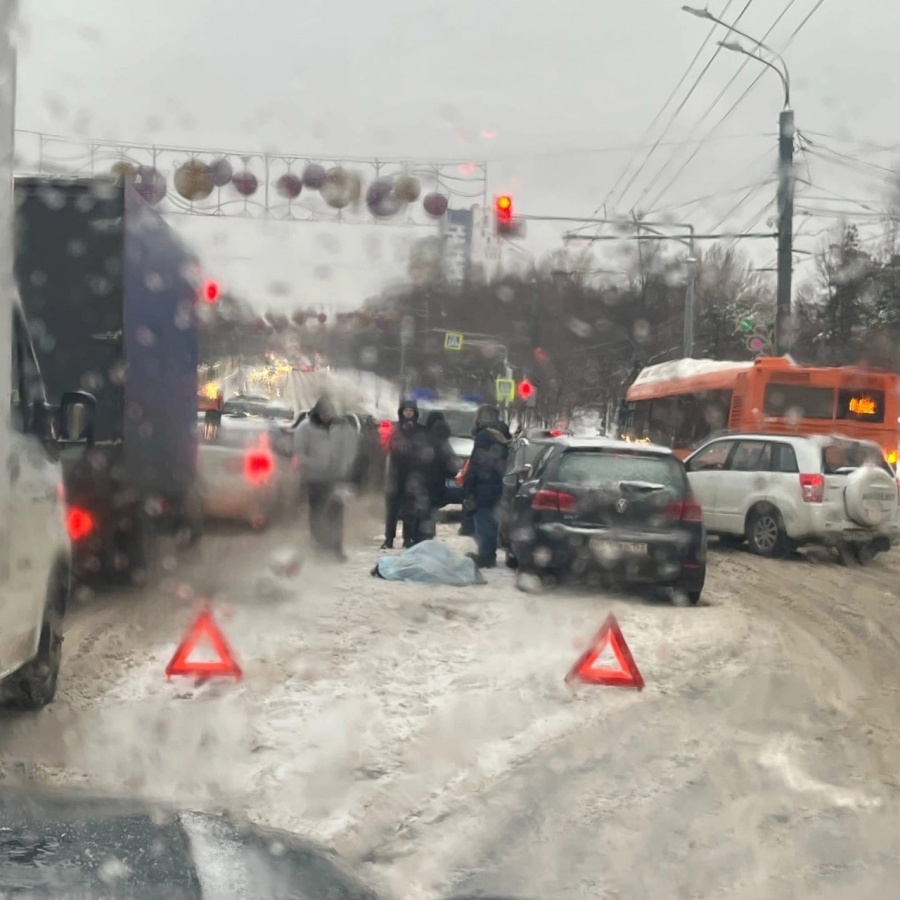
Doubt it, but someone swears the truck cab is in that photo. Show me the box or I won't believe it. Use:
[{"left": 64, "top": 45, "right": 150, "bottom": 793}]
[{"left": 0, "top": 300, "right": 94, "bottom": 708}]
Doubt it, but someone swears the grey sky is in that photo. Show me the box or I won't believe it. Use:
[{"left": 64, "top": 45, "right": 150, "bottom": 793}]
[{"left": 14, "top": 0, "right": 900, "bottom": 310}]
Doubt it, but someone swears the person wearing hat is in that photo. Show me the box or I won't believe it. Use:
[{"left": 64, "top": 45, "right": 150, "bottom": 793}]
[
  {"left": 463, "top": 404, "right": 511, "bottom": 568},
  {"left": 381, "top": 398, "right": 425, "bottom": 549},
  {"left": 294, "top": 395, "right": 358, "bottom": 561}
]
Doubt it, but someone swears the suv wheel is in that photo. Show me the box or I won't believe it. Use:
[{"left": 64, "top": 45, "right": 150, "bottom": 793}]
[
  {"left": 2, "top": 569, "right": 67, "bottom": 710},
  {"left": 853, "top": 541, "right": 878, "bottom": 565},
  {"left": 746, "top": 507, "right": 788, "bottom": 558}
]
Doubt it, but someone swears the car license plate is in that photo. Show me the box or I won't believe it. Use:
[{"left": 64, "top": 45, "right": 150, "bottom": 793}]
[{"left": 591, "top": 538, "right": 648, "bottom": 557}]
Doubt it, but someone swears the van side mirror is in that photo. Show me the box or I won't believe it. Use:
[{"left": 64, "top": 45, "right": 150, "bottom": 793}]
[{"left": 58, "top": 391, "right": 97, "bottom": 446}]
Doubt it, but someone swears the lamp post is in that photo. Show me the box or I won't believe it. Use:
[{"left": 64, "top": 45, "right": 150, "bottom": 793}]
[{"left": 683, "top": 5, "right": 794, "bottom": 356}]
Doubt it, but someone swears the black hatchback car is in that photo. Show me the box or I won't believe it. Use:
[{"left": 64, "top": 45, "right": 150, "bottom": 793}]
[{"left": 501, "top": 437, "right": 707, "bottom": 603}]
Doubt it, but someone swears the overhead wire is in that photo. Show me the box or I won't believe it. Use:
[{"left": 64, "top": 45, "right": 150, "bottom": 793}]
[
  {"left": 607, "top": 0, "right": 756, "bottom": 215},
  {"left": 642, "top": 0, "right": 827, "bottom": 216},
  {"left": 594, "top": 0, "right": 741, "bottom": 217}
]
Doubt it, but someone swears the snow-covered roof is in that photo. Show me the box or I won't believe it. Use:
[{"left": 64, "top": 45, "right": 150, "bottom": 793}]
[{"left": 631, "top": 357, "right": 754, "bottom": 388}]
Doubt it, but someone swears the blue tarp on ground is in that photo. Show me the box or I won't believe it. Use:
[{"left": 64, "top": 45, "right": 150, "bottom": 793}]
[{"left": 372, "top": 540, "right": 486, "bottom": 586}]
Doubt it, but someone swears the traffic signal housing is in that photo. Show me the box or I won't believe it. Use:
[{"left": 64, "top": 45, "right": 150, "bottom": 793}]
[{"left": 494, "top": 194, "right": 525, "bottom": 238}]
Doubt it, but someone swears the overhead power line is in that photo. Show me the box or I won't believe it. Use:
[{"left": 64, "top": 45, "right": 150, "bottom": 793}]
[
  {"left": 641, "top": 0, "right": 801, "bottom": 215},
  {"left": 643, "top": 0, "right": 828, "bottom": 216},
  {"left": 594, "top": 0, "right": 740, "bottom": 217},
  {"left": 609, "top": 0, "right": 756, "bottom": 214}
]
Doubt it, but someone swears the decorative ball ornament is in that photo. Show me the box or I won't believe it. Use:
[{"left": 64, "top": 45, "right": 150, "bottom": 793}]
[
  {"left": 209, "top": 158, "right": 233, "bottom": 187},
  {"left": 394, "top": 174, "right": 421, "bottom": 203},
  {"left": 302, "top": 164, "right": 327, "bottom": 190},
  {"left": 366, "top": 177, "right": 402, "bottom": 218},
  {"left": 321, "top": 166, "right": 354, "bottom": 209},
  {"left": 276, "top": 173, "right": 303, "bottom": 200},
  {"left": 110, "top": 161, "right": 137, "bottom": 184},
  {"left": 133, "top": 166, "right": 167, "bottom": 205},
  {"left": 231, "top": 170, "right": 259, "bottom": 197},
  {"left": 174, "top": 160, "right": 214, "bottom": 201},
  {"left": 317, "top": 313, "right": 327, "bottom": 324},
  {"left": 423, "top": 192, "right": 449, "bottom": 217},
  {"left": 291, "top": 311, "right": 307, "bottom": 327}
]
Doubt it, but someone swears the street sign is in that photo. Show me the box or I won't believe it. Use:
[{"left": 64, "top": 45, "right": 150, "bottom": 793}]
[
  {"left": 444, "top": 331, "right": 464, "bottom": 351},
  {"left": 495, "top": 377, "right": 515, "bottom": 403},
  {"left": 739, "top": 317, "right": 754, "bottom": 333}
]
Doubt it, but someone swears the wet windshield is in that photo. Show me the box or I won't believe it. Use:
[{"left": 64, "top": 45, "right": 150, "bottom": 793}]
[{"left": 3, "top": 2, "right": 900, "bottom": 898}]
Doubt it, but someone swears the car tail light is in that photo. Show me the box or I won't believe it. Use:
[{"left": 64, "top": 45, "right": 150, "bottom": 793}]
[
  {"left": 244, "top": 449, "right": 275, "bottom": 485},
  {"left": 532, "top": 489, "right": 576, "bottom": 512},
  {"left": 66, "top": 506, "right": 95, "bottom": 541},
  {"left": 379, "top": 420, "right": 393, "bottom": 449},
  {"left": 549, "top": 429, "right": 563, "bottom": 437},
  {"left": 799, "top": 473, "right": 824, "bottom": 503},
  {"left": 667, "top": 498, "right": 703, "bottom": 522}
]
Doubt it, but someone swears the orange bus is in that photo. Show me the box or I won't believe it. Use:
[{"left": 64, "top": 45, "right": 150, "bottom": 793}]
[{"left": 620, "top": 356, "right": 900, "bottom": 465}]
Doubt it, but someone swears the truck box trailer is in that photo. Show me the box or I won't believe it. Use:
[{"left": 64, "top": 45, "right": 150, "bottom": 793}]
[{"left": 14, "top": 176, "right": 201, "bottom": 583}]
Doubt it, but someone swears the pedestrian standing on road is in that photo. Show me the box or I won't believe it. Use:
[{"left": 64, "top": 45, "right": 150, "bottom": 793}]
[
  {"left": 381, "top": 399, "right": 424, "bottom": 549},
  {"left": 416, "top": 411, "right": 460, "bottom": 543},
  {"left": 463, "top": 404, "right": 511, "bottom": 569},
  {"left": 293, "top": 396, "right": 358, "bottom": 562}
]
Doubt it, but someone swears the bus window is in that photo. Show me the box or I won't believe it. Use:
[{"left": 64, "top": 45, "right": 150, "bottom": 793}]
[
  {"left": 763, "top": 383, "right": 834, "bottom": 419},
  {"left": 836, "top": 389, "right": 886, "bottom": 424}
]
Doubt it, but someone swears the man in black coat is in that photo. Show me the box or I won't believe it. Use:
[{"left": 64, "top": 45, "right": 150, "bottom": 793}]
[
  {"left": 381, "top": 398, "right": 425, "bottom": 549},
  {"left": 463, "top": 404, "right": 511, "bottom": 568}
]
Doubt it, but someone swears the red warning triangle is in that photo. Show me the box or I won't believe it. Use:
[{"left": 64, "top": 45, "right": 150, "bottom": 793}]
[
  {"left": 565, "top": 614, "right": 643, "bottom": 690},
  {"left": 165, "top": 607, "right": 242, "bottom": 681}
]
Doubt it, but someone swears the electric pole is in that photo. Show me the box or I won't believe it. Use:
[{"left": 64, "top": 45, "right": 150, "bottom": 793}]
[{"left": 776, "top": 108, "right": 795, "bottom": 356}]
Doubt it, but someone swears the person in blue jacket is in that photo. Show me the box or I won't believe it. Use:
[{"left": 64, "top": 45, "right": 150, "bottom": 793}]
[{"left": 463, "top": 404, "right": 511, "bottom": 568}]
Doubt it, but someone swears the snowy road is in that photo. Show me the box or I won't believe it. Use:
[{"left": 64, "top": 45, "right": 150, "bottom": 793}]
[{"left": 2, "top": 492, "right": 900, "bottom": 898}]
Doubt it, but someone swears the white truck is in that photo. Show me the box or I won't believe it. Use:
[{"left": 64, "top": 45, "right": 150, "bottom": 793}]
[{"left": 0, "top": 2, "right": 94, "bottom": 708}]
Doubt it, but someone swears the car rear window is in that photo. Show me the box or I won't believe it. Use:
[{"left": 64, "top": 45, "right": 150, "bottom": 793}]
[
  {"left": 556, "top": 451, "right": 686, "bottom": 490},
  {"left": 821, "top": 441, "right": 891, "bottom": 475}
]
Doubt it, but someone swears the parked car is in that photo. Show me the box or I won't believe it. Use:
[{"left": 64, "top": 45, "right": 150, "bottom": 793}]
[
  {"left": 502, "top": 436, "right": 706, "bottom": 603},
  {"left": 498, "top": 430, "right": 567, "bottom": 560},
  {"left": 685, "top": 433, "right": 900, "bottom": 563},
  {"left": 195, "top": 414, "right": 299, "bottom": 529}
]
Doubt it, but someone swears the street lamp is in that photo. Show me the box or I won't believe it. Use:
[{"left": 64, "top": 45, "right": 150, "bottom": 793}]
[{"left": 683, "top": 5, "right": 795, "bottom": 356}]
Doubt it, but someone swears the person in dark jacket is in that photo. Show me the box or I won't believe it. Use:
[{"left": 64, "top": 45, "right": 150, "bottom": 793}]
[
  {"left": 463, "top": 404, "right": 511, "bottom": 568},
  {"left": 294, "top": 396, "right": 359, "bottom": 561},
  {"left": 381, "top": 398, "right": 425, "bottom": 549},
  {"left": 414, "top": 411, "right": 460, "bottom": 542}
]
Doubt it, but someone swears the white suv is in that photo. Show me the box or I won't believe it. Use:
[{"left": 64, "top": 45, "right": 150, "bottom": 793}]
[
  {"left": 685, "top": 433, "right": 899, "bottom": 563},
  {"left": 0, "top": 302, "right": 94, "bottom": 708}
]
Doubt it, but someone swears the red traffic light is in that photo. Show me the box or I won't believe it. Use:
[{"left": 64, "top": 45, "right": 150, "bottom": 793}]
[
  {"left": 495, "top": 194, "right": 513, "bottom": 228},
  {"left": 517, "top": 379, "right": 534, "bottom": 401},
  {"left": 202, "top": 279, "right": 221, "bottom": 303}
]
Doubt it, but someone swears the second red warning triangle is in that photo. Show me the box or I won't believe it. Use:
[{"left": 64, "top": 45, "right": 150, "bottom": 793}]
[
  {"left": 565, "top": 614, "right": 644, "bottom": 690},
  {"left": 166, "top": 607, "right": 242, "bottom": 682}
]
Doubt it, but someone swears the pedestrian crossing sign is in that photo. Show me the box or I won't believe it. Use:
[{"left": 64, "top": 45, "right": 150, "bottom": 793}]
[
  {"left": 495, "top": 377, "right": 515, "bottom": 402},
  {"left": 444, "top": 331, "right": 464, "bottom": 351}
]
